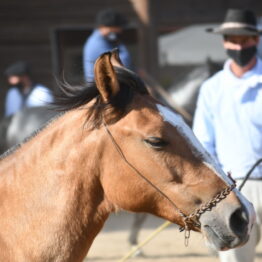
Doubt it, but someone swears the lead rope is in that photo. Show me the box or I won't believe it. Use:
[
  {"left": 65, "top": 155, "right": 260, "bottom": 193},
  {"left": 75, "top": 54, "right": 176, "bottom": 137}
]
[{"left": 238, "top": 158, "right": 262, "bottom": 191}]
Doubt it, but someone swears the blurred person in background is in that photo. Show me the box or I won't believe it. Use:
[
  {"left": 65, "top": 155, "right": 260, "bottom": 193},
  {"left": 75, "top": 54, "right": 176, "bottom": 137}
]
[
  {"left": 4, "top": 60, "right": 53, "bottom": 117},
  {"left": 83, "top": 8, "right": 132, "bottom": 81}
]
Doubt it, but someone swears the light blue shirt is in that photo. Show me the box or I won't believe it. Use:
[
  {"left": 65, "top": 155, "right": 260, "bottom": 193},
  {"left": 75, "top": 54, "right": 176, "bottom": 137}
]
[
  {"left": 5, "top": 84, "right": 54, "bottom": 117},
  {"left": 193, "top": 58, "right": 262, "bottom": 179},
  {"left": 83, "top": 29, "right": 132, "bottom": 81}
]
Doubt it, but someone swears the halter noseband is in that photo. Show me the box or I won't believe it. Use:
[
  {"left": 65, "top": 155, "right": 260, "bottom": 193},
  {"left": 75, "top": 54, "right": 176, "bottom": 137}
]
[{"left": 103, "top": 122, "right": 236, "bottom": 245}]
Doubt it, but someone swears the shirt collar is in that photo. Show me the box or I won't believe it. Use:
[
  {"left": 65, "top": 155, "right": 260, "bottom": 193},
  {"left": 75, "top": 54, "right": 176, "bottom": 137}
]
[
  {"left": 223, "top": 58, "right": 262, "bottom": 99},
  {"left": 225, "top": 58, "right": 254, "bottom": 76},
  {"left": 224, "top": 57, "right": 262, "bottom": 85}
]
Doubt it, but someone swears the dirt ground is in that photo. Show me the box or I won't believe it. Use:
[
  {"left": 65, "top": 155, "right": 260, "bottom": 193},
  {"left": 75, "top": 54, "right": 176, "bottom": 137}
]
[{"left": 84, "top": 212, "right": 262, "bottom": 262}]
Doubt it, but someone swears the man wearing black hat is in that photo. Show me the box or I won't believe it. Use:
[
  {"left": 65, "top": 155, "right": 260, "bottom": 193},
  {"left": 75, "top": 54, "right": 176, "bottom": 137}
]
[
  {"left": 193, "top": 9, "right": 262, "bottom": 262},
  {"left": 4, "top": 61, "right": 54, "bottom": 116},
  {"left": 83, "top": 8, "right": 132, "bottom": 81}
]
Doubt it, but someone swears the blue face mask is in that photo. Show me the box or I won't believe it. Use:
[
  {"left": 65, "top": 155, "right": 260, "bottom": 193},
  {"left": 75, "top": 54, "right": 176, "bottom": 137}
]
[{"left": 226, "top": 45, "right": 257, "bottom": 67}]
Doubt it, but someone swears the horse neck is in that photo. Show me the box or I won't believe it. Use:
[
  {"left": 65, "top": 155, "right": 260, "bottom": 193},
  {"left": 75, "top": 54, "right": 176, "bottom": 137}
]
[{"left": 0, "top": 109, "right": 113, "bottom": 261}]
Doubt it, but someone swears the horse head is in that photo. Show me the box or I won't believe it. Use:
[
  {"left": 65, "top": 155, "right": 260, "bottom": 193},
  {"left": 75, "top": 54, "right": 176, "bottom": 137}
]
[
  {"left": 92, "top": 50, "right": 255, "bottom": 251},
  {"left": 0, "top": 50, "right": 255, "bottom": 261}
]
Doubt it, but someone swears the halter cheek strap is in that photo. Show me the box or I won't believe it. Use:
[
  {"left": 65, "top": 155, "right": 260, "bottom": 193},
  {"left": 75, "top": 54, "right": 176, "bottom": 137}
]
[{"left": 103, "top": 122, "right": 236, "bottom": 245}]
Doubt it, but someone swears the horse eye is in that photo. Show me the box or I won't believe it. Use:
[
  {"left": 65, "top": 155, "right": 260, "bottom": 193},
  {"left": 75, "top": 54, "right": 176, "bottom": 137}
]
[{"left": 144, "top": 137, "right": 169, "bottom": 149}]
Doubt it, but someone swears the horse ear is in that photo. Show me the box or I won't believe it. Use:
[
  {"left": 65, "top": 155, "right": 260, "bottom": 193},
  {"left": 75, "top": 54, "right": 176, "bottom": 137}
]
[{"left": 94, "top": 51, "right": 120, "bottom": 103}]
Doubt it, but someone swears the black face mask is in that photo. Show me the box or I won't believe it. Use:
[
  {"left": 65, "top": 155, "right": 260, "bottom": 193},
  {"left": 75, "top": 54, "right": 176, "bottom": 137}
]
[
  {"left": 226, "top": 46, "right": 257, "bottom": 67},
  {"left": 105, "top": 32, "right": 121, "bottom": 44},
  {"left": 9, "top": 82, "right": 23, "bottom": 90}
]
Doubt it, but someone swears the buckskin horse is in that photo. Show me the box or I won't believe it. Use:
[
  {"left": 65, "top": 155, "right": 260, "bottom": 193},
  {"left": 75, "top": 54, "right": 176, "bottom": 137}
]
[{"left": 0, "top": 50, "right": 255, "bottom": 261}]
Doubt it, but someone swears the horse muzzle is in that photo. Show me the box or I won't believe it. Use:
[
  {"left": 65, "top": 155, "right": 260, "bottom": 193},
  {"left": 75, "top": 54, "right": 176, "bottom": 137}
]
[{"left": 199, "top": 191, "right": 255, "bottom": 251}]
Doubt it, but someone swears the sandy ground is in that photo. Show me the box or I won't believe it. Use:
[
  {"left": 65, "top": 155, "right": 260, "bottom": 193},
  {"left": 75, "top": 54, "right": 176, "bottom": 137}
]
[{"left": 84, "top": 212, "right": 262, "bottom": 262}]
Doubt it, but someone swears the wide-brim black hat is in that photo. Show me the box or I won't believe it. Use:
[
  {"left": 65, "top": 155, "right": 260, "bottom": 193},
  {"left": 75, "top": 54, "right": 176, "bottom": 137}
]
[{"left": 206, "top": 9, "right": 262, "bottom": 35}]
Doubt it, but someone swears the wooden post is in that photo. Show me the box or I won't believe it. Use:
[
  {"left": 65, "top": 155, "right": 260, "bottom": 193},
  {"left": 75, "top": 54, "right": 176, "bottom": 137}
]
[{"left": 130, "top": 0, "right": 159, "bottom": 79}]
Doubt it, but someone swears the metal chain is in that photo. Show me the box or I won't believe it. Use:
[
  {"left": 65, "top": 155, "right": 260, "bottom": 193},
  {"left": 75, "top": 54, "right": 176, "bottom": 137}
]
[
  {"left": 189, "top": 181, "right": 236, "bottom": 222},
  {"left": 179, "top": 180, "right": 236, "bottom": 246}
]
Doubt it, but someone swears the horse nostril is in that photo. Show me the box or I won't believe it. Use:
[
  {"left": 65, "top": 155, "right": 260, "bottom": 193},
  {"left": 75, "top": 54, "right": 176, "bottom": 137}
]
[{"left": 230, "top": 208, "right": 248, "bottom": 238}]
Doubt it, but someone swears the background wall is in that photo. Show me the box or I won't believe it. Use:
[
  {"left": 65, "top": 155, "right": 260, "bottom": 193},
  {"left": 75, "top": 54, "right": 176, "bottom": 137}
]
[{"left": 0, "top": 0, "right": 261, "bottom": 116}]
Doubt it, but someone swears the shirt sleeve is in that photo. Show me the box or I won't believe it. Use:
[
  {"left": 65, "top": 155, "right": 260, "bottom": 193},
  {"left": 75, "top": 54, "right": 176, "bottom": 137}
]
[
  {"left": 83, "top": 31, "right": 109, "bottom": 81},
  {"left": 192, "top": 81, "right": 217, "bottom": 158},
  {"left": 27, "top": 85, "right": 54, "bottom": 106},
  {"left": 5, "top": 88, "right": 23, "bottom": 116},
  {"left": 118, "top": 44, "right": 132, "bottom": 70},
  {"left": 83, "top": 40, "right": 96, "bottom": 81}
]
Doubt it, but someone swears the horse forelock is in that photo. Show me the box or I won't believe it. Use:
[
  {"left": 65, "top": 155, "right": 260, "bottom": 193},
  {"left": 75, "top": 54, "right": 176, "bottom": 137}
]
[{"left": 55, "top": 67, "right": 149, "bottom": 129}]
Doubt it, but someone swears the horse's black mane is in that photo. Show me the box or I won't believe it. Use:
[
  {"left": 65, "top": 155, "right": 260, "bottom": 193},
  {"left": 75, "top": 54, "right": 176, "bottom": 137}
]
[
  {"left": 55, "top": 67, "right": 148, "bottom": 110},
  {"left": 54, "top": 67, "right": 149, "bottom": 127},
  {"left": 0, "top": 67, "right": 149, "bottom": 161}
]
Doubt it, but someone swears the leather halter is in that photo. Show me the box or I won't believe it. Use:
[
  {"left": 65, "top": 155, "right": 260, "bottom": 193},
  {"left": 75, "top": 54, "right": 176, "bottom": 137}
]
[{"left": 103, "top": 122, "right": 236, "bottom": 245}]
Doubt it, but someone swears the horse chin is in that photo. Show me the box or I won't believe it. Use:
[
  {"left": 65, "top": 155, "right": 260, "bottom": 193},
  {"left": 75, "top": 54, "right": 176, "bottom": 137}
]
[
  {"left": 199, "top": 203, "right": 251, "bottom": 251},
  {"left": 201, "top": 224, "right": 249, "bottom": 251}
]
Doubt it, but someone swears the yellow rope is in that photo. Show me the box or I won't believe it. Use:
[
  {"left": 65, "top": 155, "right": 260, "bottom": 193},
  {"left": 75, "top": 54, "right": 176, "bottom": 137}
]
[{"left": 118, "top": 220, "right": 172, "bottom": 262}]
